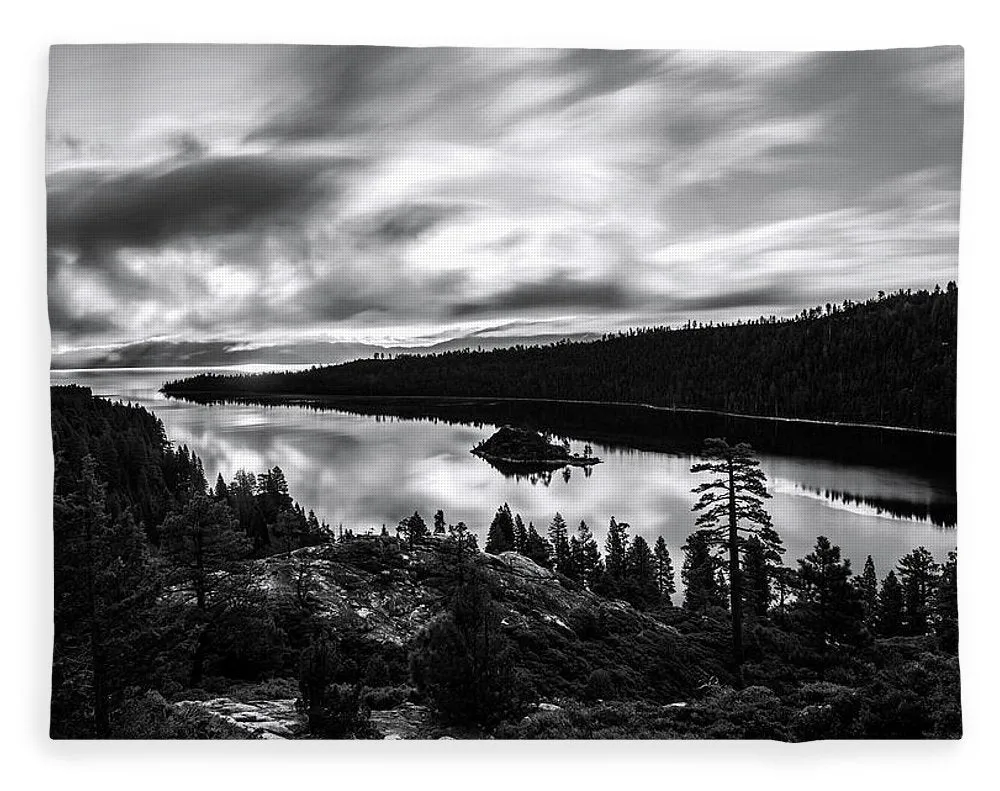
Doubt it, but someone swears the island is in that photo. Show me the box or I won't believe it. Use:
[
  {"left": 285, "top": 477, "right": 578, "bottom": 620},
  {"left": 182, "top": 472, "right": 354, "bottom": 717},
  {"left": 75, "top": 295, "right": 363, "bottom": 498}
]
[{"left": 471, "top": 425, "right": 602, "bottom": 473}]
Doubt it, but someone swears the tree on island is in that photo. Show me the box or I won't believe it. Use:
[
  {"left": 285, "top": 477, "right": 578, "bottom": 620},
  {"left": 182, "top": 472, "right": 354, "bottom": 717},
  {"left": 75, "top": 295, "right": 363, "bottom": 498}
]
[{"left": 690, "top": 439, "right": 781, "bottom": 679}]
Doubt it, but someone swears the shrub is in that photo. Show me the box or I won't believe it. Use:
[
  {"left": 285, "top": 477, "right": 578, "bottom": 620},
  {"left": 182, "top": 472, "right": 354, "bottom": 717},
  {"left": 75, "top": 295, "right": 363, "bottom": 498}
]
[
  {"left": 110, "top": 691, "right": 255, "bottom": 739},
  {"left": 409, "top": 569, "right": 522, "bottom": 727}
]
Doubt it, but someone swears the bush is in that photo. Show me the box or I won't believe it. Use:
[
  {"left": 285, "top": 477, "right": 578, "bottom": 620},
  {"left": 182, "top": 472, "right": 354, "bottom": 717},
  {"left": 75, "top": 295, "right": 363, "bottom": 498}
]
[
  {"left": 110, "top": 691, "right": 255, "bottom": 739},
  {"left": 362, "top": 686, "right": 410, "bottom": 711},
  {"left": 298, "top": 630, "right": 377, "bottom": 738},
  {"left": 409, "top": 569, "right": 523, "bottom": 727}
]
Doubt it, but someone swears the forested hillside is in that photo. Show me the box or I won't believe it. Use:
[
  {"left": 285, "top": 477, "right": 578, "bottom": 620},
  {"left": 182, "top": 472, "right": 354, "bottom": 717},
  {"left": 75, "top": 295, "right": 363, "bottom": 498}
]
[{"left": 164, "top": 286, "right": 958, "bottom": 432}]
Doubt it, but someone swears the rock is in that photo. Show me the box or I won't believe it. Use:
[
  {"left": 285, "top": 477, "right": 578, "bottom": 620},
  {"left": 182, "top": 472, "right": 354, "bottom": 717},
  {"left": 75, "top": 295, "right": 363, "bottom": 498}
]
[
  {"left": 370, "top": 702, "right": 432, "bottom": 740},
  {"left": 175, "top": 697, "right": 306, "bottom": 739}
]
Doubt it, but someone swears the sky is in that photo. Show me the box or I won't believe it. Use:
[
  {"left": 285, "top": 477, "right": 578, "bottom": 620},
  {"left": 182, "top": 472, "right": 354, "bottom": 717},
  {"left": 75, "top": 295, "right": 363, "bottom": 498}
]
[{"left": 46, "top": 45, "right": 963, "bottom": 368}]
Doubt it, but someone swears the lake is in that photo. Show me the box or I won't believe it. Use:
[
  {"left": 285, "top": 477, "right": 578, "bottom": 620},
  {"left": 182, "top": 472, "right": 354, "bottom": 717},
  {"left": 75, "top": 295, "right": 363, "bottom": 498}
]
[{"left": 51, "top": 367, "right": 958, "bottom": 595}]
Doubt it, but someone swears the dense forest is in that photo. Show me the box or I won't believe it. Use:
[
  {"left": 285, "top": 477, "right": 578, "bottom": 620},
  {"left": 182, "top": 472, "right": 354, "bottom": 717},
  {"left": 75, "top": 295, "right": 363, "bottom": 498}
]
[
  {"left": 51, "top": 386, "right": 960, "bottom": 739},
  {"left": 163, "top": 286, "right": 958, "bottom": 432}
]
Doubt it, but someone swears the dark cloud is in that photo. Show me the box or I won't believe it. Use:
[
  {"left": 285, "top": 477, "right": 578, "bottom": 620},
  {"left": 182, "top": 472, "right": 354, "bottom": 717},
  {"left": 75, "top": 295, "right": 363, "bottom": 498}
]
[
  {"left": 167, "top": 132, "right": 207, "bottom": 160},
  {"left": 245, "top": 46, "right": 407, "bottom": 142},
  {"left": 672, "top": 285, "right": 807, "bottom": 313},
  {"left": 363, "top": 203, "right": 464, "bottom": 243},
  {"left": 451, "top": 275, "right": 639, "bottom": 318},
  {"left": 47, "top": 154, "right": 361, "bottom": 270},
  {"left": 47, "top": 298, "right": 118, "bottom": 336}
]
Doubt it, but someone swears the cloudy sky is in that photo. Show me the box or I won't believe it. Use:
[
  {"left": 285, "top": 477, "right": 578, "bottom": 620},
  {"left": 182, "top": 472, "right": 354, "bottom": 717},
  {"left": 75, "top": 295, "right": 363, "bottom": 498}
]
[{"left": 47, "top": 45, "right": 963, "bottom": 368}]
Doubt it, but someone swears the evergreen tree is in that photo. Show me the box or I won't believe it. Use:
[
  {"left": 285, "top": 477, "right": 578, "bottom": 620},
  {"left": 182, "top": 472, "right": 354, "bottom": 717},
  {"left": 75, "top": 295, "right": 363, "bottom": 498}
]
[
  {"left": 397, "top": 511, "right": 428, "bottom": 546},
  {"left": 522, "top": 522, "right": 553, "bottom": 568},
  {"left": 624, "top": 535, "right": 660, "bottom": 609},
  {"left": 214, "top": 473, "right": 229, "bottom": 501},
  {"left": 795, "top": 536, "right": 863, "bottom": 644},
  {"left": 653, "top": 536, "right": 676, "bottom": 602},
  {"left": 897, "top": 547, "right": 940, "bottom": 635},
  {"left": 854, "top": 555, "right": 880, "bottom": 630},
  {"left": 690, "top": 439, "right": 781, "bottom": 674},
  {"left": 935, "top": 551, "right": 958, "bottom": 654},
  {"left": 877, "top": 571, "right": 905, "bottom": 637},
  {"left": 548, "top": 512, "right": 572, "bottom": 574},
  {"left": 603, "top": 517, "right": 629, "bottom": 581},
  {"left": 433, "top": 509, "right": 446, "bottom": 535},
  {"left": 570, "top": 520, "right": 601, "bottom": 589},
  {"left": 513, "top": 514, "right": 528, "bottom": 554},
  {"left": 51, "top": 456, "right": 162, "bottom": 737},
  {"left": 741, "top": 536, "right": 771, "bottom": 617},
  {"left": 160, "top": 493, "right": 251, "bottom": 612},
  {"left": 681, "top": 530, "right": 724, "bottom": 612},
  {"left": 160, "top": 493, "right": 256, "bottom": 684},
  {"left": 486, "top": 504, "right": 517, "bottom": 554},
  {"left": 409, "top": 568, "right": 519, "bottom": 726}
]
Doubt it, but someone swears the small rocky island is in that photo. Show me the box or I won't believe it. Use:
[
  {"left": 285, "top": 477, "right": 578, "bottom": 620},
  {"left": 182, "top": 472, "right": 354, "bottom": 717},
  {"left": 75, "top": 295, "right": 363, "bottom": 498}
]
[{"left": 471, "top": 426, "right": 602, "bottom": 472}]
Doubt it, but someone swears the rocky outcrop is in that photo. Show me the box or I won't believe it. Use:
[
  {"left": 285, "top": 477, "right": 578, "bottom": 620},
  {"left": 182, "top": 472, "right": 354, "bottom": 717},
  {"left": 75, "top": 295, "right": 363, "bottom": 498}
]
[{"left": 174, "top": 698, "right": 305, "bottom": 739}]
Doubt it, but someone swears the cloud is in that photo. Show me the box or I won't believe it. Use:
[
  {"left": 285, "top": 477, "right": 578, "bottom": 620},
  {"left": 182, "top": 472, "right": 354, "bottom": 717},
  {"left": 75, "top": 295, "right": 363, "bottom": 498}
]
[
  {"left": 47, "top": 154, "right": 362, "bottom": 268},
  {"left": 451, "top": 274, "right": 640, "bottom": 318},
  {"left": 46, "top": 45, "right": 963, "bottom": 364}
]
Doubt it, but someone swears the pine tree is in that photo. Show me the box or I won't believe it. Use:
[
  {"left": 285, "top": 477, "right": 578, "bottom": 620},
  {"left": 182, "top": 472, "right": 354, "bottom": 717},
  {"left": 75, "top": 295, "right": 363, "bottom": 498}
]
[
  {"left": 877, "top": 571, "right": 905, "bottom": 636},
  {"left": 433, "top": 509, "right": 447, "bottom": 535},
  {"left": 681, "top": 530, "right": 724, "bottom": 612},
  {"left": 51, "top": 456, "right": 162, "bottom": 737},
  {"left": 548, "top": 512, "right": 572, "bottom": 574},
  {"left": 160, "top": 493, "right": 251, "bottom": 612},
  {"left": 522, "top": 522, "right": 553, "bottom": 568},
  {"left": 854, "top": 555, "right": 880, "bottom": 630},
  {"left": 935, "top": 551, "right": 958, "bottom": 654},
  {"left": 795, "top": 536, "right": 863, "bottom": 644},
  {"left": 214, "top": 473, "right": 229, "bottom": 501},
  {"left": 897, "top": 546, "right": 940, "bottom": 635},
  {"left": 160, "top": 493, "right": 255, "bottom": 684},
  {"left": 570, "top": 520, "right": 601, "bottom": 589},
  {"left": 513, "top": 514, "right": 528, "bottom": 554},
  {"left": 741, "top": 535, "right": 771, "bottom": 617},
  {"left": 397, "top": 511, "right": 428, "bottom": 546},
  {"left": 603, "top": 517, "right": 629, "bottom": 581},
  {"left": 625, "top": 535, "right": 660, "bottom": 608},
  {"left": 486, "top": 504, "right": 517, "bottom": 554},
  {"left": 690, "top": 439, "right": 781, "bottom": 674},
  {"left": 653, "top": 536, "right": 676, "bottom": 602}
]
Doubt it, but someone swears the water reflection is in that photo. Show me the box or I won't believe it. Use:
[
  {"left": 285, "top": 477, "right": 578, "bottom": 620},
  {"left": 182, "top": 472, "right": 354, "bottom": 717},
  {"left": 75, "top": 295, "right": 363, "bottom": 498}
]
[{"left": 51, "top": 368, "right": 958, "bottom": 585}]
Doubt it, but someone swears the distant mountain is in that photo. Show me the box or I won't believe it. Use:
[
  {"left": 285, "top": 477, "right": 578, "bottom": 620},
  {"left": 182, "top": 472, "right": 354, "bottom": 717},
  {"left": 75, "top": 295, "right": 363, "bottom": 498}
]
[
  {"left": 162, "top": 287, "right": 957, "bottom": 432},
  {"left": 51, "top": 333, "right": 601, "bottom": 370}
]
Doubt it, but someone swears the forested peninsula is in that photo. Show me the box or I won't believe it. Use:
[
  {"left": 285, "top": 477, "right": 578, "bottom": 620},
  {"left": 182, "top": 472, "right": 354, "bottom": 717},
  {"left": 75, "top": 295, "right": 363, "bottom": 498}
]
[{"left": 163, "top": 286, "right": 957, "bottom": 432}]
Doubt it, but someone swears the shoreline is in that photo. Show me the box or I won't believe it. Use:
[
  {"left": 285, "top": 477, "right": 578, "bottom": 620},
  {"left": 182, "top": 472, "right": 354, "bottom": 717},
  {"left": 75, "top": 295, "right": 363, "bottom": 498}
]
[{"left": 160, "top": 389, "right": 957, "bottom": 439}]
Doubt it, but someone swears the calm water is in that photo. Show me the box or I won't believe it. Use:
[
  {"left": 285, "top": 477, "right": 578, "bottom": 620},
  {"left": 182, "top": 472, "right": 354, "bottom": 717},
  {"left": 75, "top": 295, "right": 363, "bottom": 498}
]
[{"left": 52, "top": 367, "right": 958, "bottom": 590}]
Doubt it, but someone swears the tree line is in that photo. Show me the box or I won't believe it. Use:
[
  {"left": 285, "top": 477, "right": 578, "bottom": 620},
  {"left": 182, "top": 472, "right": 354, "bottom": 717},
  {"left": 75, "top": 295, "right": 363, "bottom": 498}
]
[{"left": 163, "top": 285, "right": 957, "bottom": 432}]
